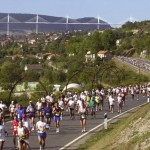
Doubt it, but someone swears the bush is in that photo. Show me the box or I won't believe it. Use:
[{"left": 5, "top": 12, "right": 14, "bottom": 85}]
[
  {"left": 13, "top": 93, "right": 30, "bottom": 106},
  {"left": 0, "top": 91, "right": 10, "bottom": 105}
]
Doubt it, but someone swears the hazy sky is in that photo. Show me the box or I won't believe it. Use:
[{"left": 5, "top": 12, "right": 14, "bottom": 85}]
[{"left": 0, "top": 0, "right": 149, "bottom": 24}]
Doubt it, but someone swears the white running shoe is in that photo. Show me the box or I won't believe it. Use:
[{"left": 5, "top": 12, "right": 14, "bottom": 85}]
[
  {"left": 56, "top": 128, "right": 58, "bottom": 133},
  {"left": 39, "top": 145, "right": 42, "bottom": 150}
]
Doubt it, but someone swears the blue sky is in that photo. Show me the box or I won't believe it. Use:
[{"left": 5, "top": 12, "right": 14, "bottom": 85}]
[{"left": 0, "top": 0, "right": 149, "bottom": 24}]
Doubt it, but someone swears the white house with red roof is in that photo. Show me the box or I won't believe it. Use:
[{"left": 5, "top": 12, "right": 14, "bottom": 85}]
[{"left": 97, "top": 50, "right": 112, "bottom": 60}]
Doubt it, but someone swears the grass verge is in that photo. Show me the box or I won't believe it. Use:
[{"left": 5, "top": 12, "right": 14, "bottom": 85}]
[{"left": 77, "top": 103, "right": 150, "bottom": 150}]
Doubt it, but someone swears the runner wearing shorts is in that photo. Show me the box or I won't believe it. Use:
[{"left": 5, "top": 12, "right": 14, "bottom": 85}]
[
  {"left": 36, "top": 99, "right": 43, "bottom": 120},
  {"left": 9, "top": 101, "right": 16, "bottom": 121},
  {"left": 36, "top": 115, "right": 47, "bottom": 150},
  {"left": 17, "top": 121, "right": 29, "bottom": 150},
  {"left": 12, "top": 115, "right": 19, "bottom": 149},
  {"left": 53, "top": 102, "right": 61, "bottom": 133},
  {"left": 26, "top": 101, "right": 36, "bottom": 131},
  {"left": 0, "top": 119, "right": 7, "bottom": 150},
  {"left": 44, "top": 103, "right": 52, "bottom": 129}
]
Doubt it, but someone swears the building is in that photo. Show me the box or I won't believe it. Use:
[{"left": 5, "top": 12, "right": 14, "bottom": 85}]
[
  {"left": 85, "top": 51, "right": 95, "bottom": 62},
  {"left": 24, "top": 64, "right": 43, "bottom": 71},
  {"left": 97, "top": 50, "right": 112, "bottom": 61}
]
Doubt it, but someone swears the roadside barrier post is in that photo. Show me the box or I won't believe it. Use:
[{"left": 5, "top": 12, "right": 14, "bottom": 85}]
[
  {"left": 104, "top": 113, "right": 108, "bottom": 129},
  {"left": 147, "top": 94, "right": 150, "bottom": 103}
]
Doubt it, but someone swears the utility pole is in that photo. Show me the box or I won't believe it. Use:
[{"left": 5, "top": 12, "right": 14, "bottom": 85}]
[
  {"left": 7, "top": 13, "right": 10, "bottom": 37},
  {"left": 36, "top": 14, "right": 39, "bottom": 34},
  {"left": 104, "top": 113, "right": 108, "bottom": 129}
]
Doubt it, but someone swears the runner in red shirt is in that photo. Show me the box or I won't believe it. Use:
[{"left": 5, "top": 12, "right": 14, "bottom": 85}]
[
  {"left": 120, "top": 91, "right": 126, "bottom": 106},
  {"left": 12, "top": 115, "right": 19, "bottom": 149}
]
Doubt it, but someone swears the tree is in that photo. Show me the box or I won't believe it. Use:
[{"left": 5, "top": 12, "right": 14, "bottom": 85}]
[
  {"left": 101, "top": 30, "right": 117, "bottom": 50},
  {"left": 0, "top": 61, "right": 23, "bottom": 102}
]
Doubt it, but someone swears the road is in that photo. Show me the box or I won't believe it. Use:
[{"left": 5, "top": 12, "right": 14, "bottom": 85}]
[{"left": 4, "top": 94, "right": 148, "bottom": 150}]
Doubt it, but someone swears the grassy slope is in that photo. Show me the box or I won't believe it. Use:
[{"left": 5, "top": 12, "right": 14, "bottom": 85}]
[
  {"left": 113, "top": 57, "right": 150, "bottom": 79},
  {"left": 77, "top": 103, "right": 150, "bottom": 150}
]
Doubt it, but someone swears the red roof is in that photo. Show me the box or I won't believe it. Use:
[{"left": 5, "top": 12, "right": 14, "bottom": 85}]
[{"left": 97, "top": 50, "right": 108, "bottom": 54}]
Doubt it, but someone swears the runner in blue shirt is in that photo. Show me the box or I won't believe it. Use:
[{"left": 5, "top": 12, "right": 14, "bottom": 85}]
[
  {"left": 44, "top": 103, "right": 52, "bottom": 129},
  {"left": 26, "top": 101, "right": 36, "bottom": 131},
  {"left": 16, "top": 104, "right": 26, "bottom": 122}
]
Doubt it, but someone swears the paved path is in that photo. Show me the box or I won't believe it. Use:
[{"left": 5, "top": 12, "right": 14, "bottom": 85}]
[{"left": 4, "top": 94, "right": 148, "bottom": 150}]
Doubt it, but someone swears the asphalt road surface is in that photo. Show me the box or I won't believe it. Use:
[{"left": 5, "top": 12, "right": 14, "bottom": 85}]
[{"left": 4, "top": 94, "right": 148, "bottom": 150}]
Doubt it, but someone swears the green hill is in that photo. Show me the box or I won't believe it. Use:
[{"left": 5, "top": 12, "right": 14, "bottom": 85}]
[{"left": 78, "top": 103, "right": 150, "bottom": 150}]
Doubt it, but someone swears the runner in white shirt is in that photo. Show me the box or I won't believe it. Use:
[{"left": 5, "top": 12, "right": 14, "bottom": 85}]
[
  {"left": 45, "top": 94, "right": 51, "bottom": 103},
  {"left": 117, "top": 94, "right": 123, "bottom": 113},
  {"left": 22, "top": 115, "right": 31, "bottom": 133},
  {"left": 36, "top": 115, "right": 47, "bottom": 150},
  {"left": 58, "top": 98, "right": 64, "bottom": 120},
  {"left": 17, "top": 121, "right": 29, "bottom": 150},
  {"left": 9, "top": 101, "right": 16, "bottom": 121},
  {"left": 36, "top": 99, "right": 43, "bottom": 119},
  {"left": 108, "top": 94, "right": 115, "bottom": 113},
  {"left": 0, "top": 119, "right": 7, "bottom": 150},
  {"left": 0, "top": 101, "right": 7, "bottom": 125},
  {"left": 68, "top": 98, "right": 75, "bottom": 119},
  {"left": 80, "top": 92, "right": 86, "bottom": 101},
  {"left": 77, "top": 98, "right": 87, "bottom": 133}
]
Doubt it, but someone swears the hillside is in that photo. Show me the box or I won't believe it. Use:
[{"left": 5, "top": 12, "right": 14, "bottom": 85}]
[
  {"left": 0, "top": 13, "right": 111, "bottom": 34},
  {"left": 78, "top": 103, "right": 150, "bottom": 150}
]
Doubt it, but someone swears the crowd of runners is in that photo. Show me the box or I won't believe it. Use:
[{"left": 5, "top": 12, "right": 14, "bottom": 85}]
[
  {"left": 0, "top": 83, "right": 149, "bottom": 150},
  {"left": 117, "top": 56, "right": 150, "bottom": 72}
]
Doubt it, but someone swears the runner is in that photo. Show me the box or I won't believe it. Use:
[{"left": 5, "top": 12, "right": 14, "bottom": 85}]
[
  {"left": 67, "top": 97, "right": 75, "bottom": 119},
  {"left": 16, "top": 104, "right": 26, "bottom": 122},
  {"left": 130, "top": 86, "right": 135, "bottom": 100},
  {"left": 85, "top": 94, "right": 90, "bottom": 116},
  {"left": 120, "top": 90, "right": 126, "bottom": 106},
  {"left": 0, "top": 109, "right": 4, "bottom": 125},
  {"left": 41, "top": 95, "right": 46, "bottom": 108},
  {"left": 9, "top": 101, "right": 16, "bottom": 121},
  {"left": 36, "top": 115, "right": 47, "bottom": 150},
  {"left": 77, "top": 98, "right": 87, "bottom": 133},
  {"left": 95, "top": 94, "right": 100, "bottom": 111},
  {"left": 17, "top": 120, "right": 30, "bottom": 150},
  {"left": 12, "top": 115, "right": 19, "bottom": 149},
  {"left": 52, "top": 102, "right": 61, "bottom": 133},
  {"left": 36, "top": 99, "right": 43, "bottom": 120},
  {"left": 135, "top": 85, "right": 140, "bottom": 100},
  {"left": 44, "top": 103, "right": 52, "bottom": 129},
  {"left": 58, "top": 97, "right": 65, "bottom": 120},
  {"left": 89, "top": 96, "right": 96, "bottom": 119},
  {"left": 0, "top": 119, "right": 7, "bottom": 150},
  {"left": 0, "top": 101, "right": 7, "bottom": 125},
  {"left": 117, "top": 94, "right": 123, "bottom": 113},
  {"left": 99, "top": 88, "right": 105, "bottom": 111},
  {"left": 108, "top": 94, "right": 115, "bottom": 113},
  {"left": 22, "top": 114, "right": 31, "bottom": 133},
  {"left": 26, "top": 101, "right": 36, "bottom": 131}
]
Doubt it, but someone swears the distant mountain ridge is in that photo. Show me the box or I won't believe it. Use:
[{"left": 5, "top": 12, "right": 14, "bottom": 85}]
[{"left": 0, "top": 13, "right": 111, "bottom": 34}]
